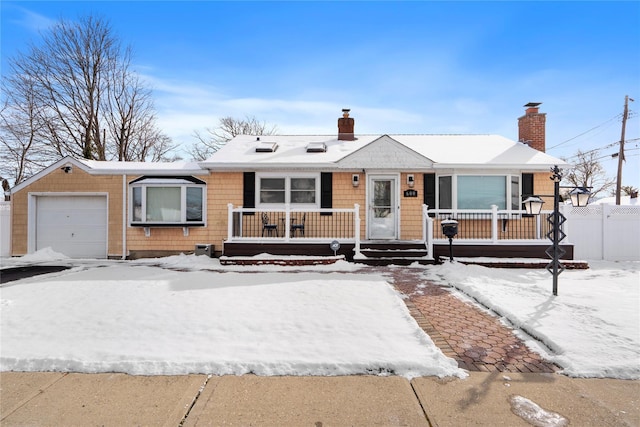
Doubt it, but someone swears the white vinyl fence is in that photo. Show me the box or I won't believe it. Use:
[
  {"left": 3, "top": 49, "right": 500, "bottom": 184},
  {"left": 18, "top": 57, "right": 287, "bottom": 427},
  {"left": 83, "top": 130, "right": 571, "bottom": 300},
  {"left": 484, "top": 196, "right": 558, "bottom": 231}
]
[
  {"left": 564, "top": 204, "right": 640, "bottom": 261},
  {"left": 1, "top": 202, "right": 10, "bottom": 257}
]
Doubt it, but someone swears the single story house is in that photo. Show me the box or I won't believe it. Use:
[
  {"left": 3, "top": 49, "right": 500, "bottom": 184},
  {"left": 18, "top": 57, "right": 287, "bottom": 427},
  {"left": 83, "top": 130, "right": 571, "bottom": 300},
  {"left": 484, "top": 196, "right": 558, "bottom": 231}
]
[{"left": 9, "top": 103, "right": 571, "bottom": 263}]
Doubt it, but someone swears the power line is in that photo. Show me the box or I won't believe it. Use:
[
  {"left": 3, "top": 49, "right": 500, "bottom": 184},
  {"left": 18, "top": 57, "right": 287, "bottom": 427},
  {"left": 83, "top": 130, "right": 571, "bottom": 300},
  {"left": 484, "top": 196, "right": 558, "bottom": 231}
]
[
  {"left": 560, "top": 138, "right": 637, "bottom": 161},
  {"left": 547, "top": 113, "right": 622, "bottom": 151},
  {"left": 590, "top": 148, "right": 639, "bottom": 162}
]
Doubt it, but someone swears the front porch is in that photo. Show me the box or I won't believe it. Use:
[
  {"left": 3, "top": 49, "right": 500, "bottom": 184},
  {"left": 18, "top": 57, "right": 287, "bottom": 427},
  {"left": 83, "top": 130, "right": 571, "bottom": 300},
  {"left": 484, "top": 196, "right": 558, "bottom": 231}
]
[{"left": 221, "top": 204, "right": 574, "bottom": 264}]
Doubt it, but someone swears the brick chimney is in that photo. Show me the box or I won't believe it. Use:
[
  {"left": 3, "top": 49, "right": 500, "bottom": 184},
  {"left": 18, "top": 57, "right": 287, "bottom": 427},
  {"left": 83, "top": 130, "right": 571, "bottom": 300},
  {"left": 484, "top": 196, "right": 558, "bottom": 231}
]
[
  {"left": 518, "top": 102, "right": 546, "bottom": 152},
  {"left": 338, "top": 109, "right": 355, "bottom": 140}
]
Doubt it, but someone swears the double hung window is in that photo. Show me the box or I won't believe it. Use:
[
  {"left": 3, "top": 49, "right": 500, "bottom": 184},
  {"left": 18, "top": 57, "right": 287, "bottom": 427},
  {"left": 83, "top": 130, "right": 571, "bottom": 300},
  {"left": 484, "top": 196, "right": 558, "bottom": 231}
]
[
  {"left": 257, "top": 175, "right": 317, "bottom": 206},
  {"left": 130, "top": 177, "right": 205, "bottom": 225}
]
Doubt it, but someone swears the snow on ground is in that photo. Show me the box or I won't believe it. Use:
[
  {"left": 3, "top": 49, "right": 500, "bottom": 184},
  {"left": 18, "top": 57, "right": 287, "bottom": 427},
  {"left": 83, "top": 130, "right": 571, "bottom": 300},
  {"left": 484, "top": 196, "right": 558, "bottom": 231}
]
[
  {"left": 509, "top": 395, "right": 569, "bottom": 427},
  {"left": 1, "top": 250, "right": 638, "bottom": 379},
  {"left": 0, "top": 253, "right": 463, "bottom": 379},
  {"left": 420, "top": 260, "right": 640, "bottom": 379}
]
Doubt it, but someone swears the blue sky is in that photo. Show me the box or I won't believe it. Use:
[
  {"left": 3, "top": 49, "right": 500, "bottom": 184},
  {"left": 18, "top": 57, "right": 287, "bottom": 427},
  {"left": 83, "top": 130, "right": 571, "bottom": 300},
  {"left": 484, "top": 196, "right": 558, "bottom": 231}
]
[{"left": 2, "top": 1, "right": 639, "bottom": 187}]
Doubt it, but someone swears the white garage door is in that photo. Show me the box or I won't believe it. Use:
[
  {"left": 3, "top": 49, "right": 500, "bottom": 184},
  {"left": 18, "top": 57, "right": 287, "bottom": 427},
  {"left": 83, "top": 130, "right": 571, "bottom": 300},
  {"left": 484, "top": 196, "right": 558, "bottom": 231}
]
[{"left": 36, "top": 195, "right": 108, "bottom": 258}]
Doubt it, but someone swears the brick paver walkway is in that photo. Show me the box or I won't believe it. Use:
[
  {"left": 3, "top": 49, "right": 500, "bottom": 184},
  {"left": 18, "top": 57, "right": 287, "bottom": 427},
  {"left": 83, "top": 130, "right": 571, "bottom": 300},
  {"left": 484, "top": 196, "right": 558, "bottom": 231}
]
[{"left": 374, "top": 266, "right": 559, "bottom": 373}]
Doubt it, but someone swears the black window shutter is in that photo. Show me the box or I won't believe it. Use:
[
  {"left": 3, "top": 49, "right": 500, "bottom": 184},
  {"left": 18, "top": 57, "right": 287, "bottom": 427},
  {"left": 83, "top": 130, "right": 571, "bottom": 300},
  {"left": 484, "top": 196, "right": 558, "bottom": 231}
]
[
  {"left": 243, "top": 172, "right": 255, "bottom": 215},
  {"left": 423, "top": 173, "right": 436, "bottom": 217},
  {"left": 522, "top": 173, "right": 534, "bottom": 198},
  {"left": 522, "top": 173, "right": 534, "bottom": 212},
  {"left": 320, "top": 172, "right": 332, "bottom": 215}
]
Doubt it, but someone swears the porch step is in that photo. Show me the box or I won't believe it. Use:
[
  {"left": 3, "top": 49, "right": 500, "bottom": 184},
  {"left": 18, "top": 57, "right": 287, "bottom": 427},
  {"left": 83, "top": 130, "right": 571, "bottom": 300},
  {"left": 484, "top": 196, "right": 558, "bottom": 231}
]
[
  {"left": 360, "top": 248, "right": 428, "bottom": 258},
  {"left": 354, "top": 257, "right": 435, "bottom": 266},
  {"left": 357, "top": 242, "right": 434, "bottom": 266}
]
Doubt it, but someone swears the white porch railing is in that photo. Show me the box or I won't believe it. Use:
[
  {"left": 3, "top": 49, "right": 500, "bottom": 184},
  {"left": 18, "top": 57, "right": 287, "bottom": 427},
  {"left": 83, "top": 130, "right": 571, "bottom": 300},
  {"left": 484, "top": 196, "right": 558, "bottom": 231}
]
[
  {"left": 427, "top": 204, "right": 557, "bottom": 244},
  {"left": 226, "top": 203, "right": 559, "bottom": 259},
  {"left": 227, "top": 203, "right": 362, "bottom": 257}
]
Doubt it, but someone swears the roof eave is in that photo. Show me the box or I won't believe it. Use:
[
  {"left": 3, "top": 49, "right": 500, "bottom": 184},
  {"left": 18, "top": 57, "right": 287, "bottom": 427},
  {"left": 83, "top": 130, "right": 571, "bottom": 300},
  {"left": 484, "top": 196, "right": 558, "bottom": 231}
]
[
  {"left": 11, "top": 156, "right": 207, "bottom": 194},
  {"left": 433, "top": 162, "right": 569, "bottom": 170}
]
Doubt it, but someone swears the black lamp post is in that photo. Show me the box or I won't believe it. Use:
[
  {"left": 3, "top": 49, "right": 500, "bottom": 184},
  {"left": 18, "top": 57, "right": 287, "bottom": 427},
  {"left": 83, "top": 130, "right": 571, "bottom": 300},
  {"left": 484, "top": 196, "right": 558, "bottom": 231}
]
[
  {"left": 545, "top": 165, "right": 568, "bottom": 296},
  {"left": 523, "top": 168, "right": 591, "bottom": 296},
  {"left": 441, "top": 218, "right": 458, "bottom": 262}
]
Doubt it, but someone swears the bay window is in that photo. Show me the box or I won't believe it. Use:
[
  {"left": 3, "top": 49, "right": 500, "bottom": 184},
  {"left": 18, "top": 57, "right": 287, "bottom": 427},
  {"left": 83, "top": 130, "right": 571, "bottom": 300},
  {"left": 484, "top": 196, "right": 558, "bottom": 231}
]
[{"left": 130, "top": 177, "right": 205, "bottom": 225}]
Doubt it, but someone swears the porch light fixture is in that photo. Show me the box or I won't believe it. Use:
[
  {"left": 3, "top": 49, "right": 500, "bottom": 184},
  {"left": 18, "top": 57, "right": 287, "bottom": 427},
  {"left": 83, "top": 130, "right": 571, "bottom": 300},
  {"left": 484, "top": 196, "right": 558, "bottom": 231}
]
[
  {"left": 441, "top": 218, "right": 458, "bottom": 262},
  {"left": 407, "top": 174, "right": 415, "bottom": 188},
  {"left": 569, "top": 187, "right": 591, "bottom": 207},
  {"left": 352, "top": 174, "right": 360, "bottom": 187},
  {"left": 523, "top": 196, "right": 545, "bottom": 215}
]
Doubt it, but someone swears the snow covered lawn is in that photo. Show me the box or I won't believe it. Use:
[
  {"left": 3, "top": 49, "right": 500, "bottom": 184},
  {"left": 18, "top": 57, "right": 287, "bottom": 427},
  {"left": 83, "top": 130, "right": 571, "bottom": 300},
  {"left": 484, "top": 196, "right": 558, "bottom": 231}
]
[
  {"left": 0, "top": 257, "right": 463, "bottom": 378},
  {"left": 2, "top": 251, "right": 638, "bottom": 380},
  {"left": 421, "top": 260, "right": 640, "bottom": 379}
]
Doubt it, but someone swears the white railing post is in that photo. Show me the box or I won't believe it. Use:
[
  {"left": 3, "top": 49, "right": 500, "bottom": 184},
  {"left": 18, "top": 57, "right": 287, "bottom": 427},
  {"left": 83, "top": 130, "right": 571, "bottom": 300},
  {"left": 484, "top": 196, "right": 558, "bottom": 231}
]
[
  {"left": 422, "top": 204, "right": 434, "bottom": 260},
  {"left": 491, "top": 205, "right": 498, "bottom": 243},
  {"left": 354, "top": 203, "right": 361, "bottom": 258},
  {"left": 284, "top": 204, "right": 291, "bottom": 240},
  {"left": 424, "top": 204, "right": 435, "bottom": 260},
  {"left": 427, "top": 217, "right": 434, "bottom": 260},
  {"left": 227, "top": 203, "right": 234, "bottom": 242},
  {"left": 422, "top": 204, "right": 428, "bottom": 243}
]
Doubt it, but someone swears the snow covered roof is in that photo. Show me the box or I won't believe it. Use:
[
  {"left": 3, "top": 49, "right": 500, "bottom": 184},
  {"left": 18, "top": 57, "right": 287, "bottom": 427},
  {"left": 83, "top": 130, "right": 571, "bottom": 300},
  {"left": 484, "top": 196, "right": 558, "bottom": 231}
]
[
  {"left": 76, "top": 158, "right": 205, "bottom": 174},
  {"left": 199, "top": 134, "right": 567, "bottom": 171},
  {"left": 11, "top": 156, "right": 207, "bottom": 194}
]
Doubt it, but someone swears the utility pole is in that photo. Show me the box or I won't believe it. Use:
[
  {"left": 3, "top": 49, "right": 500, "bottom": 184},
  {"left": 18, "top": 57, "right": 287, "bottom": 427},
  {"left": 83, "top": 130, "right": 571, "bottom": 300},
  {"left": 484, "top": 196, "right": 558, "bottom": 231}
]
[{"left": 616, "top": 95, "right": 633, "bottom": 205}]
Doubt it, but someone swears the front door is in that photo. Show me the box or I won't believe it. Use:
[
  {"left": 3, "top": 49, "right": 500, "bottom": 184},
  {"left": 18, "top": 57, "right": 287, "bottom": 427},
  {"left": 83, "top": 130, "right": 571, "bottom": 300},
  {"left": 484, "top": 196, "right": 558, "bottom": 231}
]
[{"left": 368, "top": 176, "right": 398, "bottom": 239}]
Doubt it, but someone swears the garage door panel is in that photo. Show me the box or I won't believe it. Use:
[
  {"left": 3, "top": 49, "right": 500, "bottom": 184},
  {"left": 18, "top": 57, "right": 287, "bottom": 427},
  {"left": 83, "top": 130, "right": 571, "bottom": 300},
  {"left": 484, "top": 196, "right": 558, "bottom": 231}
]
[
  {"left": 37, "top": 225, "right": 107, "bottom": 242},
  {"left": 35, "top": 196, "right": 108, "bottom": 258},
  {"left": 38, "top": 210, "right": 107, "bottom": 227}
]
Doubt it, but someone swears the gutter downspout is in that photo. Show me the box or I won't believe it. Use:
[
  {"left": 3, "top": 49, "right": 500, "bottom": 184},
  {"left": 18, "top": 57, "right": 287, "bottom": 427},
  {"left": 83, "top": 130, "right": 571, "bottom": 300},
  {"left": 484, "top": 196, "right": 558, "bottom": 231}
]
[{"left": 122, "top": 174, "right": 127, "bottom": 260}]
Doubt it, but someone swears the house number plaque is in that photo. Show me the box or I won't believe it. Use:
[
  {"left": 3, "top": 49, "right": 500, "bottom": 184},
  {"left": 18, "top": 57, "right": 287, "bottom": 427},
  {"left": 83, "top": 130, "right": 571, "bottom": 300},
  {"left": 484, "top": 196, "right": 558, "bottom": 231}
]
[{"left": 403, "top": 189, "right": 418, "bottom": 197}]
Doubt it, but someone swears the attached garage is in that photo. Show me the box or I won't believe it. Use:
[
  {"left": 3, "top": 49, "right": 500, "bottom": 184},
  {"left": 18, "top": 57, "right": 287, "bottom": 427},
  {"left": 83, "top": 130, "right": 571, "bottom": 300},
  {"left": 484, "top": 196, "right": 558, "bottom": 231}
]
[{"left": 32, "top": 194, "right": 108, "bottom": 258}]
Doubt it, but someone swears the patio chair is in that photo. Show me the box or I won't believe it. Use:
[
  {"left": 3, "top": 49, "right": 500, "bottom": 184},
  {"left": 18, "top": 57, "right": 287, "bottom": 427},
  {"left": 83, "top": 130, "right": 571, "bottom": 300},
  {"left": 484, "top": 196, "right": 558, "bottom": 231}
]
[
  {"left": 262, "top": 212, "right": 278, "bottom": 237},
  {"left": 291, "top": 213, "right": 305, "bottom": 237}
]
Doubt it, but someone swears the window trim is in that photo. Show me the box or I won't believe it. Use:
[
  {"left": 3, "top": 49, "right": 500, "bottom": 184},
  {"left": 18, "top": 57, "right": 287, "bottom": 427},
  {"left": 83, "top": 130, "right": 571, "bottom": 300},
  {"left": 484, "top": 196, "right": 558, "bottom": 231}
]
[
  {"left": 129, "top": 177, "right": 206, "bottom": 227},
  {"left": 256, "top": 172, "right": 320, "bottom": 208}
]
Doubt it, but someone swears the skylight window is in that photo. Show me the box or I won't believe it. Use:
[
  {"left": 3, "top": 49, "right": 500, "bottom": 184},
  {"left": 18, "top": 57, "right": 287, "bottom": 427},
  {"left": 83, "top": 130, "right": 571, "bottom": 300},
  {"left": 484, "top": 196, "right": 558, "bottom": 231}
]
[
  {"left": 306, "top": 142, "right": 327, "bottom": 153},
  {"left": 255, "top": 142, "right": 278, "bottom": 152}
]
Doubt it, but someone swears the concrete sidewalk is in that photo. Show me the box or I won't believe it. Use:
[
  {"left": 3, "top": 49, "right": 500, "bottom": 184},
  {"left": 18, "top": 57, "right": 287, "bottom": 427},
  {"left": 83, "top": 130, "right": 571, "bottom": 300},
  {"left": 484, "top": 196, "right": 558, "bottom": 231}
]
[{"left": 1, "top": 371, "right": 638, "bottom": 426}]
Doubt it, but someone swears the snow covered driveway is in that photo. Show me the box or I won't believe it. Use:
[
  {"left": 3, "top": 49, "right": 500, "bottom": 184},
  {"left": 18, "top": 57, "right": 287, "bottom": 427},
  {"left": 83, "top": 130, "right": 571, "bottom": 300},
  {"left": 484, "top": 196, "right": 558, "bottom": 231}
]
[{"left": 0, "top": 263, "right": 464, "bottom": 379}]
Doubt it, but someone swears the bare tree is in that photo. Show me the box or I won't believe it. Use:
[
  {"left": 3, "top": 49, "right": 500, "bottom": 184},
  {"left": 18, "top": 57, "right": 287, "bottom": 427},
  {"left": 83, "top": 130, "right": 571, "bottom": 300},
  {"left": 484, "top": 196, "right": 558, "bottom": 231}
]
[
  {"left": 614, "top": 185, "right": 638, "bottom": 197},
  {"left": 0, "top": 14, "right": 173, "bottom": 184},
  {"left": 562, "top": 150, "right": 615, "bottom": 200},
  {"left": 189, "top": 116, "right": 278, "bottom": 161},
  {"left": 0, "top": 76, "right": 55, "bottom": 186},
  {"left": 103, "top": 50, "right": 170, "bottom": 161}
]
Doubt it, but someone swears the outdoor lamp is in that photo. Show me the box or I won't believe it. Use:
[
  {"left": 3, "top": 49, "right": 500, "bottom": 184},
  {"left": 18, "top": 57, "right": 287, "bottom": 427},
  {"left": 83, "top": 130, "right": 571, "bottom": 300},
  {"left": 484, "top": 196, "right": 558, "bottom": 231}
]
[
  {"left": 569, "top": 187, "right": 590, "bottom": 207},
  {"left": 441, "top": 218, "right": 459, "bottom": 262},
  {"left": 523, "top": 196, "right": 545, "bottom": 215},
  {"left": 407, "top": 174, "right": 415, "bottom": 188}
]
